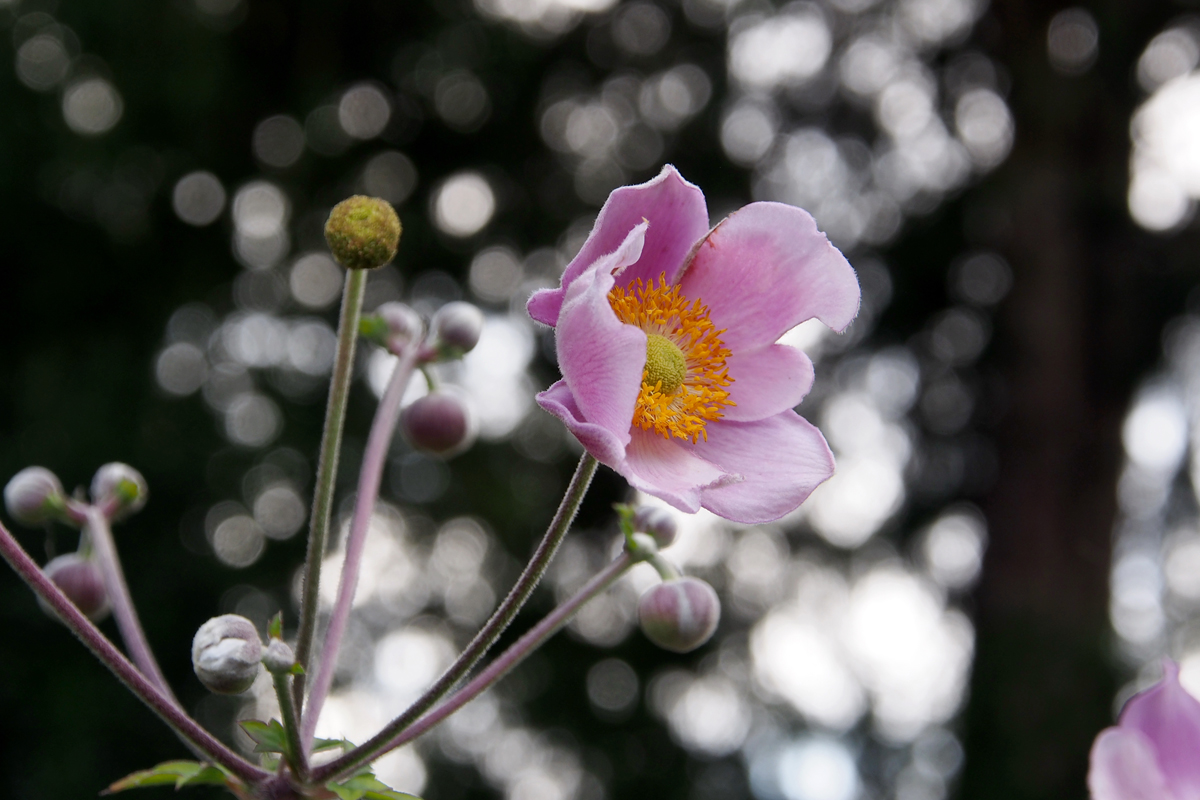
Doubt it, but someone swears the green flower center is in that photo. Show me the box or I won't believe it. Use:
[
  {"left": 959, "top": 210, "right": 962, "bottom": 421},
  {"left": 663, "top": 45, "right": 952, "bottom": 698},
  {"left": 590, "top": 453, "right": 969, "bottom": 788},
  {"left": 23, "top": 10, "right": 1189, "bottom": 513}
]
[{"left": 644, "top": 333, "right": 687, "bottom": 395}]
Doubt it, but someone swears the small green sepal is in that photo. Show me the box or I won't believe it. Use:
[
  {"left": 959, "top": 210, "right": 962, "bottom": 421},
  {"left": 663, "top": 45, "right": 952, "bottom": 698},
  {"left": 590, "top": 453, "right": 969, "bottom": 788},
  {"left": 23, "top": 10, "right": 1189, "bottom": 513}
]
[
  {"left": 268, "top": 612, "right": 283, "bottom": 640},
  {"left": 239, "top": 718, "right": 290, "bottom": 755},
  {"left": 103, "top": 760, "right": 239, "bottom": 794}
]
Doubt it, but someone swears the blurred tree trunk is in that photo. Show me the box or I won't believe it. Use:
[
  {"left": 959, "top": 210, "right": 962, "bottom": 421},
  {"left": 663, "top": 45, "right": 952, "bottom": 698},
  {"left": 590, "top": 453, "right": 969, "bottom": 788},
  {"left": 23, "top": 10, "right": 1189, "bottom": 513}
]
[{"left": 960, "top": 1, "right": 1195, "bottom": 797}]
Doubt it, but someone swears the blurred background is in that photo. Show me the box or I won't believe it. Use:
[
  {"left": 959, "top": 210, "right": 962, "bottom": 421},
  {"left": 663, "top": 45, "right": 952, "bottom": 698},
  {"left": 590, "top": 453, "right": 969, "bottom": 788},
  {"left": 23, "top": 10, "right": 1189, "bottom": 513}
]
[{"left": 1, "top": 0, "right": 1199, "bottom": 798}]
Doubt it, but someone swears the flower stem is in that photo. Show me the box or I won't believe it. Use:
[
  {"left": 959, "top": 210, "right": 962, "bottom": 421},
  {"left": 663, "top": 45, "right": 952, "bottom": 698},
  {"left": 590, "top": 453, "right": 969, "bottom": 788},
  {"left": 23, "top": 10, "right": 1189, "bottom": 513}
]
[
  {"left": 84, "top": 506, "right": 176, "bottom": 703},
  {"left": 294, "top": 267, "right": 368, "bottom": 709},
  {"left": 273, "top": 672, "right": 309, "bottom": 781},
  {"left": 0, "top": 521, "right": 268, "bottom": 785},
  {"left": 300, "top": 346, "right": 419, "bottom": 748},
  {"left": 314, "top": 550, "right": 633, "bottom": 783},
  {"left": 324, "top": 452, "right": 598, "bottom": 761}
]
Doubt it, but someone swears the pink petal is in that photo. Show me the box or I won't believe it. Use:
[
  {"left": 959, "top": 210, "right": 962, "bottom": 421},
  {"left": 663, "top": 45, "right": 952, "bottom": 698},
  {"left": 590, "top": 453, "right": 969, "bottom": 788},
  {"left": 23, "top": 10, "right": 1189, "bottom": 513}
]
[
  {"left": 528, "top": 165, "right": 709, "bottom": 327},
  {"left": 536, "top": 381, "right": 628, "bottom": 467},
  {"left": 1089, "top": 727, "right": 1176, "bottom": 800},
  {"left": 694, "top": 411, "right": 835, "bottom": 524},
  {"left": 1119, "top": 660, "right": 1200, "bottom": 800},
  {"left": 721, "top": 344, "right": 815, "bottom": 422},
  {"left": 620, "top": 428, "right": 728, "bottom": 514},
  {"left": 555, "top": 222, "right": 648, "bottom": 446},
  {"left": 678, "top": 202, "right": 861, "bottom": 352}
]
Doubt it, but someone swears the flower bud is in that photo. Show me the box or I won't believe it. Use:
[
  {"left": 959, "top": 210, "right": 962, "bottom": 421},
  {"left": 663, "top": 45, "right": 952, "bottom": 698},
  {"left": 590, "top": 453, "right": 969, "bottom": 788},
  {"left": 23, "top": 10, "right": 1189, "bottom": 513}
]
[
  {"left": 39, "top": 553, "right": 109, "bottom": 621},
  {"left": 633, "top": 506, "right": 678, "bottom": 549},
  {"left": 192, "top": 614, "right": 264, "bottom": 694},
  {"left": 377, "top": 302, "right": 425, "bottom": 350},
  {"left": 637, "top": 577, "right": 721, "bottom": 654},
  {"left": 431, "top": 302, "right": 484, "bottom": 355},
  {"left": 4, "top": 467, "right": 65, "bottom": 526},
  {"left": 90, "top": 463, "right": 148, "bottom": 520},
  {"left": 400, "top": 392, "right": 475, "bottom": 456},
  {"left": 262, "top": 639, "right": 297, "bottom": 675},
  {"left": 324, "top": 196, "right": 402, "bottom": 270}
]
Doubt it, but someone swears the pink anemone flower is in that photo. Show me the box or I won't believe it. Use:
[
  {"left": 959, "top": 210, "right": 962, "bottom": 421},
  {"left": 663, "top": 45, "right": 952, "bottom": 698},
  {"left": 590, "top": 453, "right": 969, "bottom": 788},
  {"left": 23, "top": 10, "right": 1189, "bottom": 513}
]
[
  {"left": 528, "top": 165, "right": 860, "bottom": 524},
  {"left": 1089, "top": 659, "right": 1200, "bottom": 800}
]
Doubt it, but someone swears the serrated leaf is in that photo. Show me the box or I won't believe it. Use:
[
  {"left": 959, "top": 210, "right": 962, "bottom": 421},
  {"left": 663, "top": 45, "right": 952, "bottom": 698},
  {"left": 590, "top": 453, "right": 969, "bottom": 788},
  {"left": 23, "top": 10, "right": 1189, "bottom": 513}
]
[
  {"left": 103, "top": 760, "right": 237, "bottom": 794},
  {"left": 239, "top": 718, "right": 291, "bottom": 755},
  {"left": 312, "top": 737, "right": 351, "bottom": 753}
]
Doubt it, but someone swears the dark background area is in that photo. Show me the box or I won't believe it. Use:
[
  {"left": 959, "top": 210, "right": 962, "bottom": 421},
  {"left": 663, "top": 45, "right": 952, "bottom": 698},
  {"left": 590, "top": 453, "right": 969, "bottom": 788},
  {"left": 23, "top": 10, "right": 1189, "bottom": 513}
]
[{"left": 0, "top": 0, "right": 1198, "bottom": 798}]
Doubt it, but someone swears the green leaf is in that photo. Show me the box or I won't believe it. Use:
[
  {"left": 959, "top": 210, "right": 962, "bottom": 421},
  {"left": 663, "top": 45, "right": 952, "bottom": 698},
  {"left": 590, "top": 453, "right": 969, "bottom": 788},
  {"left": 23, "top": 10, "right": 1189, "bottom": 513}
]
[
  {"left": 363, "top": 792, "right": 423, "bottom": 800},
  {"left": 239, "top": 718, "right": 290, "bottom": 755},
  {"left": 268, "top": 612, "right": 283, "bottom": 640},
  {"left": 326, "top": 773, "right": 423, "bottom": 800},
  {"left": 103, "top": 760, "right": 238, "bottom": 794},
  {"left": 290, "top": 662, "right": 305, "bottom": 675},
  {"left": 312, "top": 737, "right": 352, "bottom": 753}
]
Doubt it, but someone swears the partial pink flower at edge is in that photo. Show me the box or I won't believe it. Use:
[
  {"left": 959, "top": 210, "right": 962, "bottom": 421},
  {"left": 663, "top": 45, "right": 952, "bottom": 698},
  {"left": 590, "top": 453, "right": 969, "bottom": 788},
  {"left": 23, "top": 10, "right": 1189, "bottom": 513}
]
[
  {"left": 529, "top": 165, "right": 861, "bottom": 524},
  {"left": 1089, "top": 659, "right": 1200, "bottom": 800}
]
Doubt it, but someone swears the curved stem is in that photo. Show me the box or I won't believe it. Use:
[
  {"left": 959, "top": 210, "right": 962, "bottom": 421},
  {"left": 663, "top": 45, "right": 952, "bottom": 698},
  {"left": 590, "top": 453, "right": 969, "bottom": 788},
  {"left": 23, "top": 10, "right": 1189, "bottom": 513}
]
[
  {"left": 0, "top": 522, "right": 268, "bottom": 785},
  {"left": 314, "top": 551, "right": 633, "bottom": 783},
  {"left": 294, "top": 268, "right": 368, "bottom": 709},
  {"left": 301, "top": 347, "right": 419, "bottom": 747},
  {"left": 329, "top": 452, "right": 598, "bottom": 761},
  {"left": 85, "top": 506, "right": 176, "bottom": 704}
]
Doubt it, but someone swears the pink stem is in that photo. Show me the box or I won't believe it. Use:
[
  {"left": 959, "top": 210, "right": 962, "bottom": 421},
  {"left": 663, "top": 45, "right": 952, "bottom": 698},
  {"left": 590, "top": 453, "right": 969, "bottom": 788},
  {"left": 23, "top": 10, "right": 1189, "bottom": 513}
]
[
  {"left": 0, "top": 520, "right": 268, "bottom": 785},
  {"left": 313, "top": 552, "right": 634, "bottom": 782},
  {"left": 301, "top": 348, "right": 419, "bottom": 747},
  {"left": 84, "top": 505, "right": 177, "bottom": 703}
]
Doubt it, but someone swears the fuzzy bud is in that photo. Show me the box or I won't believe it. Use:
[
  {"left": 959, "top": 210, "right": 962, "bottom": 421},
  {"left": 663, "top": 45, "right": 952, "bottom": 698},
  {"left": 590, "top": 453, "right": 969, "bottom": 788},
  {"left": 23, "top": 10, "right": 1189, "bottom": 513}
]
[
  {"left": 90, "top": 463, "right": 148, "bottom": 520},
  {"left": 637, "top": 577, "right": 721, "bottom": 653},
  {"left": 324, "top": 196, "right": 401, "bottom": 270},
  {"left": 633, "top": 506, "right": 678, "bottom": 549},
  {"left": 431, "top": 302, "right": 484, "bottom": 356},
  {"left": 262, "top": 639, "right": 297, "bottom": 675},
  {"left": 377, "top": 302, "right": 425, "bottom": 350},
  {"left": 4, "top": 467, "right": 65, "bottom": 526},
  {"left": 401, "top": 392, "right": 475, "bottom": 456},
  {"left": 39, "top": 553, "right": 109, "bottom": 621},
  {"left": 192, "top": 614, "right": 264, "bottom": 694}
]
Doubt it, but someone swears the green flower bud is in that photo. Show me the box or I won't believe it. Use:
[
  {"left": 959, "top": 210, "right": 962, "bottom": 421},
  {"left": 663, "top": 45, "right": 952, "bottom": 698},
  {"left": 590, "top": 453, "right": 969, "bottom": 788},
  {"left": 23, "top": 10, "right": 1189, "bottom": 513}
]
[
  {"left": 4, "top": 467, "right": 65, "bottom": 526},
  {"left": 431, "top": 301, "right": 484, "bottom": 356},
  {"left": 192, "top": 614, "right": 263, "bottom": 694},
  {"left": 637, "top": 577, "right": 721, "bottom": 653},
  {"left": 324, "top": 195, "right": 401, "bottom": 270},
  {"left": 633, "top": 506, "right": 678, "bottom": 549},
  {"left": 90, "top": 463, "right": 148, "bottom": 521},
  {"left": 401, "top": 392, "right": 475, "bottom": 456},
  {"left": 40, "top": 553, "right": 110, "bottom": 622}
]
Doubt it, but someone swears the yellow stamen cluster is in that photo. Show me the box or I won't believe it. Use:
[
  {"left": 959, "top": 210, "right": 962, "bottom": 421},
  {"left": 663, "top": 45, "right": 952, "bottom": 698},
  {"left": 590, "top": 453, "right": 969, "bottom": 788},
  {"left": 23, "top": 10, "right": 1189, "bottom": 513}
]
[{"left": 609, "top": 274, "right": 734, "bottom": 442}]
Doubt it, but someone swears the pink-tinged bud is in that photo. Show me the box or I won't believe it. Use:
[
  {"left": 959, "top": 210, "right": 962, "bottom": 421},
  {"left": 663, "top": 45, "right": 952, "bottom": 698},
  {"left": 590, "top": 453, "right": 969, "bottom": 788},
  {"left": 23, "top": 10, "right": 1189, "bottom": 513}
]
[
  {"left": 633, "top": 506, "right": 678, "bottom": 549},
  {"left": 4, "top": 467, "right": 65, "bottom": 526},
  {"left": 431, "top": 302, "right": 484, "bottom": 355},
  {"left": 400, "top": 392, "right": 475, "bottom": 456},
  {"left": 262, "top": 639, "right": 297, "bottom": 675},
  {"left": 377, "top": 302, "right": 425, "bottom": 350},
  {"left": 90, "top": 463, "right": 148, "bottom": 520},
  {"left": 192, "top": 614, "right": 263, "bottom": 694},
  {"left": 39, "top": 553, "right": 109, "bottom": 621},
  {"left": 638, "top": 577, "right": 721, "bottom": 653}
]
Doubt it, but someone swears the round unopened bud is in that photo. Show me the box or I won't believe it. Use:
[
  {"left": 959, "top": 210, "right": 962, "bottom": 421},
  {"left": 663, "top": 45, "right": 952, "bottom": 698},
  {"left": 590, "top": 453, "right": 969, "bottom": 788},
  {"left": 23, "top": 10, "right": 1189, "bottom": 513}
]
[
  {"left": 39, "top": 553, "right": 109, "bottom": 621},
  {"left": 262, "top": 639, "right": 296, "bottom": 675},
  {"left": 431, "top": 302, "right": 484, "bottom": 355},
  {"left": 90, "top": 463, "right": 148, "bottom": 520},
  {"left": 638, "top": 577, "right": 721, "bottom": 654},
  {"left": 324, "top": 196, "right": 402, "bottom": 270},
  {"left": 400, "top": 392, "right": 475, "bottom": 456},
  {"left": 4, "top": 467, "right": 65, "bottom": 526},
  {"left": 633, "top": 506, "right": 678, "bottom": 549},
  {"left": 192, "top": 614, "right": 264, "bottom": 694},
  {"left": 377, "top": 302, "right": 425, "bottom": 350}
]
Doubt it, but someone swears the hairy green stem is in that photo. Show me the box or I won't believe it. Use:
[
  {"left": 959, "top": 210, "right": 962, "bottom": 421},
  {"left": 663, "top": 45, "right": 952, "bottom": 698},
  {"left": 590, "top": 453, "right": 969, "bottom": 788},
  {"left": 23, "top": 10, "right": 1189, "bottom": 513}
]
[
  {"left": 273, "top": 672, "right": 309, "bottom": 781},
  {"left": 293, "top": 267, "right": 367, "bottom": 710},
  {"left": 314, "top": 550, "right": 633, "bottom": 782},
  {"left": 0, "top": 521, "right": 268, "bottom": 785}
]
